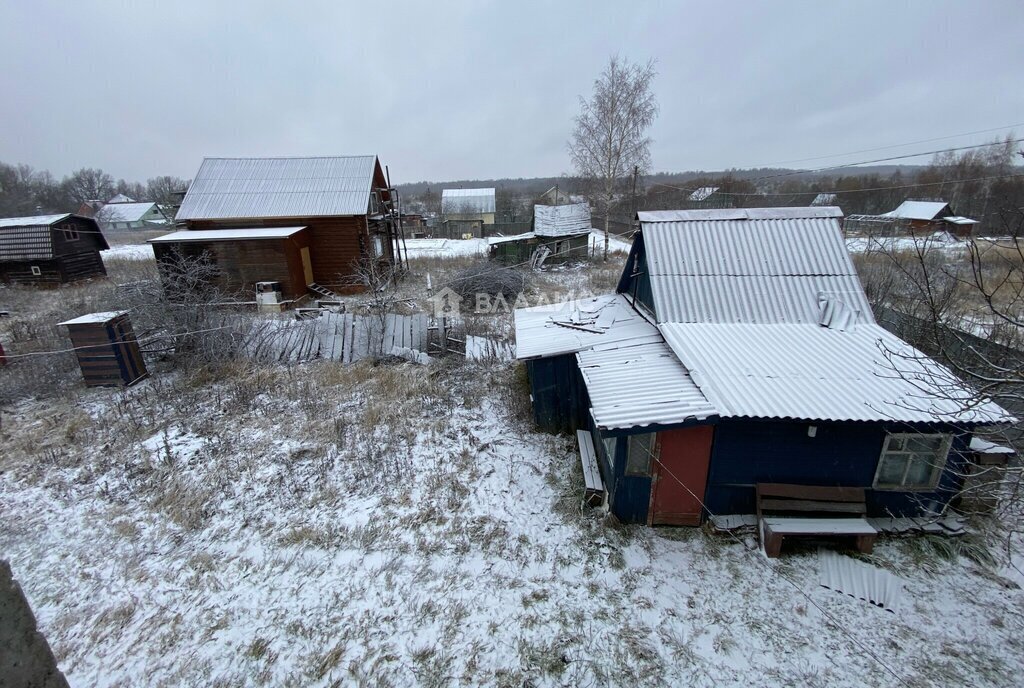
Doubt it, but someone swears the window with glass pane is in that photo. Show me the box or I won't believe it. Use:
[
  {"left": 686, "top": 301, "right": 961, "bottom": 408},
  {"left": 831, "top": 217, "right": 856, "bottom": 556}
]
[
  {"left": 603, "top": 436, "right": 616, "bottom": 468},
  {"left": 626, "top": 434, "right": 654, "bottom": 476},
  {"left": 874, "top": 433, "right": 950, "bottom": 490}
]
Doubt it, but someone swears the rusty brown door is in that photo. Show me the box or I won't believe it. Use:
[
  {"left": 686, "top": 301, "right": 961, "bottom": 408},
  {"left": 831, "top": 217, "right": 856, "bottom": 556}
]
[{"left": 650, "top": 425, "right": 714, "bottom": 526}]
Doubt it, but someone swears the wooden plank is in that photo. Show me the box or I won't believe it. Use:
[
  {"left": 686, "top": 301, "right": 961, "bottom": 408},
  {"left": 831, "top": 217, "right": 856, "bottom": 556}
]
[
  {"left": 576, "top": 430, "right": 603, "bottom": 492},
  {"left": 414, "top": 314, "right": 427, "bottom": 352},
  {"left": 759, "top": 499, "right": 866, "bottom": 514},
  {"left": 351, "top": 316, "right": 369, "bottom": 361},
  {"left": 341, "top": 313, "right": 354, "bottom": 364},
  {"left": 384, "top": 315, "right": 395, "bottom": 353},
  {"left": 762, "top": 517, "right": 876, "bottom": 536},
  {"left": 757, "top": 483, "right": 865, "bottom": 502}
]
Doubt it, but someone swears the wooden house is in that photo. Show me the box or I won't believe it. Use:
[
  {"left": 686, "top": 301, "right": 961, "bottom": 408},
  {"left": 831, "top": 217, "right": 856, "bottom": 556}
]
[
  {"left": 880, "top": 200, "right": 979, "bottom": 238},
  {"left": 169, "top": 156, "right": 401, "bottom": 297},
  {"left": 0, "top": 213, "right": 108, "bottom": 286},
  {"left": 514, "top": 207, "right": 1010, "bottom": 527},
  {"left": 96, "top": 201, "right": 170, "bottom": 230}
]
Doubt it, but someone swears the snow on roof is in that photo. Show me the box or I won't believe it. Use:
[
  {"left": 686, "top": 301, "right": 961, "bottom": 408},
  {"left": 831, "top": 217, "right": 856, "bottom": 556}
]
[
  {"left": 812, "top": 193, "right": 838, "bottom": 206},
  {"left": 96, "top": 202, "right": 161, "bottom": 223},
  {"left": 636, "top": 206, "right": 871, "bottom": 325},
  {"left": 514, "top": 293, "right": 662, "bottom": 360},
  {"left": 881, "top": 200, "right": 951, "bottom": 221},
  {"left": 638, "top": 207, "right": 844, "bottom": 223},
  {"left": 0, "top": 213, "right": 72, "bottom": 228},
  {"left": 577, "top": 340, "right": 717, "bottom": 430},
  {"left": 534, "top": 203, "right": 591, "bottom": 237},
  {"left": 688, "top": 186, "right": 719, "bottom": 202},
  {"left": 149, "top": 227, "right": 307, "bottom": 243},
  {"left": 176, "top": 156, "right": 379, "bottom": 221},
  {"left": 943, "top": 216, "right": 979, "bottom": 225},
  {"left": 969, "top": 437, "right": 1015, "bottom": 454},
  {"left": 659, "top": 322, "right": 1010, "bottom": 424},
  {"left": 441, "top": 188, "right": 496, "bottom": 214},
  {"left": 107, "top": 194, "right": 135, "bottom": 203},
  {"left": 58, "top": 311, "right": 128, "bottom": 326},
  {"left": 487, "top": 232, "right": 535, "bottom": 245},
  {"left": 0, "top": 214, "right": 106, "bottom": 261}
]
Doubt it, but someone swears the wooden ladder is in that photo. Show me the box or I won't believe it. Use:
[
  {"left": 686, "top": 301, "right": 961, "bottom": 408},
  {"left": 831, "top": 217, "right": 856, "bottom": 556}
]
[{"left": 307, "top": 283, "right": 338, "bottom": 300}]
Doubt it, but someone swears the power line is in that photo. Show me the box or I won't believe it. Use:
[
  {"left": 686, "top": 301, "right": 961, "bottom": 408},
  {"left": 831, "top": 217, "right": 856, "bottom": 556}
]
[
  {"left": 746, "top": 137, "right": 1024, "bottom": 184},
  {"left": 761, "top": 123, "right": 1024, "bottom": 167},
  {"left": 650, "top": 171, "right": 1024, "bottom": 199}
]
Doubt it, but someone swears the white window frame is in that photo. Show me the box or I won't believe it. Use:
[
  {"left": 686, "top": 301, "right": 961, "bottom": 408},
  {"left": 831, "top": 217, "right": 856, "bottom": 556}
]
[
  {"left": 625, "top": 433, "right": 655, "bottom": 477},
  {"left": 30, "top": 265, "right": 41, "bottom": 276},
  {"left": 873, "top": 433, "right": 952, "bottom": 491}
]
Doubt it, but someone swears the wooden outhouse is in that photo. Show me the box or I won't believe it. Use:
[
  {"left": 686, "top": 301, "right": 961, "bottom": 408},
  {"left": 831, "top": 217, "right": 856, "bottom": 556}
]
[{"left": 59, "top": 311, "right": 148, "bottom": 387}]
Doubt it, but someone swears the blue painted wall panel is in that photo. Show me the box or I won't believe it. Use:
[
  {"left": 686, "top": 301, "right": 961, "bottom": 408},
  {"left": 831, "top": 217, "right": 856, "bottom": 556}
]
[
  {"left": 704, "top": 419, "right": 969, "bottom": 517},
  {"left": 526, "top": 355, "right": 590, "bottom": 434}
]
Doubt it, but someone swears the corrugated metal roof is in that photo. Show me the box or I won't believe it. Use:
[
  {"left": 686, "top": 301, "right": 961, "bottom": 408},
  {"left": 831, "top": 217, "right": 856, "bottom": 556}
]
[
  {"left": 149, "top": 227, "right": 306, "bottom": 243},
  {"left": 534, "top": 203, "right": 591, "bottom": 237},
  {"left": 659, "top": 323, "right": 1010, "bottom": 424},
  {"left": 881, "top": 201, "right": 950, "bottom": 221},
  {"left": 515, "top": 293, "right": 662, "bottom": 360},
  {"left": 441, "top": 188, "right": 496, "bottom": 214},
  {"left": 577, "top": 340, "right": 717, "bottom": 430},
  {"left": 638, "top": 209, "right": 872, "bottom": 325},
  {"left": 0, "top": 214, "right": 74, "bottom": 261},
  {"left": 176, "top": 156, "right": 379, "bottom": 220},
  {"left": 96, "top": 202, "right": 162, "bottom": 223}
]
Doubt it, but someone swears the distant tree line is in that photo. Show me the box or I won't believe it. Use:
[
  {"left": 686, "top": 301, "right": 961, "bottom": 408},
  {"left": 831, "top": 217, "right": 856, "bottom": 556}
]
[
  {"left": 0, "top": 161, "right": 189, "bottom": 217},
  {"left": 639, "top": 135, "right": 1024, "bottom": 234}
]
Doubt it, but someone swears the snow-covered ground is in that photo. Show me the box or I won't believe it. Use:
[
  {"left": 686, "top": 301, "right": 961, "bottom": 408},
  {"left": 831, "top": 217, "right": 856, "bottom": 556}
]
[
  {"left": 403, "top": 238, "right": 489, "bottom": 259},
  {"left": 101, "top": 244, "right": 153, "bottom": 261},
  {"left": 2, "top": 361, "right": 1023, "bottom": 687}
]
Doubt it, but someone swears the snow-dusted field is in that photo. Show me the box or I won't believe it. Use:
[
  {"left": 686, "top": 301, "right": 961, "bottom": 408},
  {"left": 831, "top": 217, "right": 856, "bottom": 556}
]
[
  {"left": 2, "top": 359, "right": 1024, "bottom": 687},
  {"left": 101, "top": 244, "right": 154, "bottom": 261}
]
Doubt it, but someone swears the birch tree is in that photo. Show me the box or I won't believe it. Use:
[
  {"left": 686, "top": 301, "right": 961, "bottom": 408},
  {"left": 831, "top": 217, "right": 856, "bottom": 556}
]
[{"left": 569, "top": 56, "right": 658, "bottom": 260}]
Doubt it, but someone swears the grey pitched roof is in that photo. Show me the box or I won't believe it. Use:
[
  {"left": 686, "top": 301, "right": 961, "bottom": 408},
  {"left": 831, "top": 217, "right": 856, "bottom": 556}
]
[
  {"left": 176, "top": 156, "right": 380, "bottom": 220},
  {"left": 635, "top": 206, "right": 870, "bottom": 325}
]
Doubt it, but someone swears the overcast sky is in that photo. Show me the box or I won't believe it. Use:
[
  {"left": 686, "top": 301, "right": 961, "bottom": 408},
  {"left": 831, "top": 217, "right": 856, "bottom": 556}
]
[{"left": 1, "top": 1, "right": 1022, "bottom": 184}]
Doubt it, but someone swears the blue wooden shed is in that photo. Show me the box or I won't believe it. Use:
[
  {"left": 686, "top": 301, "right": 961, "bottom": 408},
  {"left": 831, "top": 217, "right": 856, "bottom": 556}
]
[{"left": 514, "top": 207, "right": 1011, "bottom": 526}]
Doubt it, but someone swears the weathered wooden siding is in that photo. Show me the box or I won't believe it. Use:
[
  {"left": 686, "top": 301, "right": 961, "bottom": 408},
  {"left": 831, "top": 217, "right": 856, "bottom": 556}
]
[
  {"left": 65, "top": 316, "right": 148, "bottom": 387},
  {"left": 49, "top": 216, "right": 108, "bottom": 257},
  {"left": 0, "top": 260, "right": 63, "bottom": 286},
  {"left": 59, "top": 252, "right": 107, "bottom": 281},
  {"left": 526, "top": 355, "right": 591, "bottom": 433}
]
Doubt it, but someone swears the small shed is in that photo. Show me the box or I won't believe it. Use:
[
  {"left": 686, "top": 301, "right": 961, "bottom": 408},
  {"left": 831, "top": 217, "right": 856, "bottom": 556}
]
[
  {"left": 515, "top": 206, "right": 1012, "bottom": 526},
  {"left": 490, "top": 203, "right": 591, "bottom": 265},
  {"left": 0, "top": 214, "right": 108, "bottom": 286},
  {"left": 59, "top": 311, "right": 148, "bottom": 387}
]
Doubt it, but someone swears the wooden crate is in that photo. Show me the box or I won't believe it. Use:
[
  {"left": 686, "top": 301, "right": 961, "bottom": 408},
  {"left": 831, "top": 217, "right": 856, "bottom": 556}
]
[{"left": 58, "top": 311, "right": 148, "bottom": 387}]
